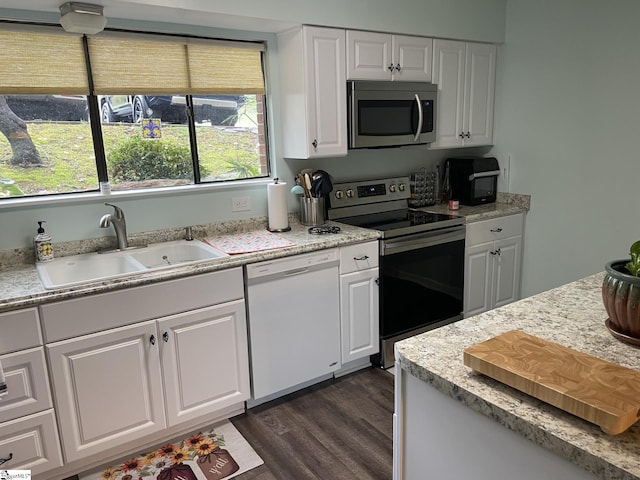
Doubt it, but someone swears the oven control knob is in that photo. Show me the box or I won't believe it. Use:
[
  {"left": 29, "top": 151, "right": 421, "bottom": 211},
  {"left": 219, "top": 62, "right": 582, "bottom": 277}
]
[
  {"left": 346, "top": 189, "right": 354, "bottom": 198},
  {"left": 335, "top": 190, "right": 344, "bottom": 200},
  {"left": 389, "top": 184, "right": 397, "bottom": 192},
  {"left": 398, "top": 183, "right": 406, "bottom": 192}
]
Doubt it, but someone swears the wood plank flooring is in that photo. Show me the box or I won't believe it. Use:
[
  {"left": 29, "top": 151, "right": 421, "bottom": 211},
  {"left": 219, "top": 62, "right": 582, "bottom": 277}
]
[{"left": 231, "top": 367, "right": 395, "bottom": 480}]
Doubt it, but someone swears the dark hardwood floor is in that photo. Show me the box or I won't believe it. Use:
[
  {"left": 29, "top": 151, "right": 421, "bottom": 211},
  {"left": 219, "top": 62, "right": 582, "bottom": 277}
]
[{"left": 231, "top": 367, "right": 395, "bottom": 480}]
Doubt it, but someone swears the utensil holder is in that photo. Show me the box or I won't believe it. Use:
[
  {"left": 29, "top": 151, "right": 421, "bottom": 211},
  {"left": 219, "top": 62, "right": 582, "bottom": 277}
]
[{"left": 299, "top": 197, "right": 325, "bottom": 226}]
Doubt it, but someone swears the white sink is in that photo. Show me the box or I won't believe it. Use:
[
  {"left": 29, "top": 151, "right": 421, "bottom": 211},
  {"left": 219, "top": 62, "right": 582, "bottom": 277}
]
[
  {"left": 36, "top": 240, "right": 228, "bottom": 290},
  {"left": 128, "top": 240, "right": 228, "bottom": 269}
]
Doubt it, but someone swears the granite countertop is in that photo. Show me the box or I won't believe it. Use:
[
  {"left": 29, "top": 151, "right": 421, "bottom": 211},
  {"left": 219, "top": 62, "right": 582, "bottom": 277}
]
[
  {"left": 0, "top": 218, "right": 378, "bottom": 312},
  {"left": 0, "top": 196, "right": 531, "bottom": 313},
  {"left": 419, "top": 192, "right": 531, "bottom": 222},
  {"left": 395, "top": 273, "right": 640, "bottom": 480}
]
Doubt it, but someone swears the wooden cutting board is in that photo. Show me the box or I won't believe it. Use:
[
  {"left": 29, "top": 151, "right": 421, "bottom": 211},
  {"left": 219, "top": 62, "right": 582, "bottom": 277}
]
[{"left": 463, "top": 330, "right": 640, "bottom": 435}]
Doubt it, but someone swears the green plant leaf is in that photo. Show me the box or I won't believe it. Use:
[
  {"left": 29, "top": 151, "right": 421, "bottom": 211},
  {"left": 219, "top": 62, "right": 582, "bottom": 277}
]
[{"left": 626, "top": 240, "right": 640, "bottom": 276}]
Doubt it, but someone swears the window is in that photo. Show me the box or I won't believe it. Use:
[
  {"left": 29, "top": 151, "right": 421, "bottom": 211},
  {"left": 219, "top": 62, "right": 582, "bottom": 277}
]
[{"left": 0, "top": 25, "right": 269, "bottom": 199}]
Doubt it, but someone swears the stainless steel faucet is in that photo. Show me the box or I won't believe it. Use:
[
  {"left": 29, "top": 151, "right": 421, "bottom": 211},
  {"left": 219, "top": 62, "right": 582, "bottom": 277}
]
[{"left": 99, "top": 203, "right": 129, "bottom": 250}]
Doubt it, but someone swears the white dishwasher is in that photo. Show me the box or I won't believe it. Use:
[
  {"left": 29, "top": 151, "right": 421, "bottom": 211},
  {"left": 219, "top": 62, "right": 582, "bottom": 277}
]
[{"left": 245, "top": 248, "right": 341, "bottom": 405}]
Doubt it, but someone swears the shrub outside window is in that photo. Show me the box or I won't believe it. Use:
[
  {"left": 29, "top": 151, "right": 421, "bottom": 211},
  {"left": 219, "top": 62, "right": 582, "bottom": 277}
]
[{"left": 0, "top": 25, "right": 269, "bottom": 199}]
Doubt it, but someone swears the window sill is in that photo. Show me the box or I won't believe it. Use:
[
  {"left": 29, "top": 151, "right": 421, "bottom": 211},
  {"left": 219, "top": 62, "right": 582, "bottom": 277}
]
[{"left": 0, "top": 177, "right": 273, "bottom": 211}]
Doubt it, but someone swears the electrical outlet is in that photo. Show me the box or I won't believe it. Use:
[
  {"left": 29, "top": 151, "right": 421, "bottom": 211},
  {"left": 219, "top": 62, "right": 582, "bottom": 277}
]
[
  {"left": 498, "top": 154, "right": 511, "bottom": 193},
  {"left": 232, "top": 196, "right": 251, "bottom": 212}
]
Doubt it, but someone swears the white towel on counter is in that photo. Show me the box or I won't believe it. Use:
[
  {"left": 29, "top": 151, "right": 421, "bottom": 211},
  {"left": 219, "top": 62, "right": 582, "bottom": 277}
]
[{"left": 0, "top": 359, "right": 7, "bottom": 398}]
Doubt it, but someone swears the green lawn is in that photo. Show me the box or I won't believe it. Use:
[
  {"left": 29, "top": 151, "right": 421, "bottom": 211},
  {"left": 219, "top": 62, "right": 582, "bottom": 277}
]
[{"left": 0, "top": 118, "right": 260, "bottom": 197}]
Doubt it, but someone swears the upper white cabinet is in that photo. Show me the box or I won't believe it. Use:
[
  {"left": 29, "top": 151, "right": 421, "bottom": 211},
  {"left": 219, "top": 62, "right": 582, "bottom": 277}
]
[
  {"left": 464, "top": 213, "right": 524, "bottom": 317},
  {"left": 430, "top": 39, "right": 496, "bottom": 148},
  {"left": 346, "top": 31, "right": 432, "bottom": 82},
  {"left": 278, "top": 26, "right": 347, "bottom": 158}
]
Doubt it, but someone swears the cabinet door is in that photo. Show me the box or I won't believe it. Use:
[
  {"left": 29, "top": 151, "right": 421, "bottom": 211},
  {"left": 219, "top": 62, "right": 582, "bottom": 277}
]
[
  {"left": 463, "top": 42, "right": 496, "bottom": 147},
  {"left": 492, "top": 236, "right": 522, "bottom": 309},
  {"left": 159, "top": 300, "right": 250, "bottom": 427},
  {"left": 346, "top": 30, "right": 392, "bottom": 80},
  {"left": 430, "top": 39, "right": 465, "bottom": 149},
  {"left": 340, "top": 269, "right": 379, "bottom": 363},
  {"left": 393, "top": 35, "right": 432, "bottom": 82},
  {"left": 304, "top": 26, "right": 347, "bottom": 157},
  {"left": 464, "top": 242, "right": 493, "bottom": 317},
  {"left": 47, "top": 321, "right": 165, "bottom": 462}
]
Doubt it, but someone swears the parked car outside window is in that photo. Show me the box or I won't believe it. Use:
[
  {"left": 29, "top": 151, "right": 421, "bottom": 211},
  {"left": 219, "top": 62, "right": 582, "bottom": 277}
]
[{"left": 99, "top": 95, "right": 245, "bottom": 125}]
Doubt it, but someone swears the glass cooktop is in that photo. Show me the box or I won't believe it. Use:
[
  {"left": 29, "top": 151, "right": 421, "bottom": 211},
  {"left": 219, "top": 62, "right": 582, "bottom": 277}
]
[{"left": 337, "top": 208, "right": 464, "bottom": 237}]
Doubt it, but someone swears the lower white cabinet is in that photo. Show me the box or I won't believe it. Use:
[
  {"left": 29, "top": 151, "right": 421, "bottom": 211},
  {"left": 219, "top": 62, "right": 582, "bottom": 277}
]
[
  {"left": 464, "top": 213, "right": 524, "bottom": 317},
  {"left": 42, "top": 268, "right": 250, "bottom": 463},
  {"left": 339, "top": 242, "right": 379, "bottom": 363},
  {"left": 159, "top": 300, "right": 250, "bottom": 426},
  {"left": 0, "top": 308, "right": 63, "bottom": 476},
  {"left": 47, "top": 320, "right": 166, "bottom": 462}
]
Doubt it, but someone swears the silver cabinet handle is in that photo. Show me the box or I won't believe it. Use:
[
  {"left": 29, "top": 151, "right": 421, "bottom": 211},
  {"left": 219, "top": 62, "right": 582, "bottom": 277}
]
[
  {"left": 395, "top": 63, "right": 401, "bottom": 72},
  {"left": 163, "top": 332, "right": 169, "bottom": 342},
  {"left": 353, "top": 255, "right": 369, "bottom": 261},
  {"left": 388, "top": 63, "right": 395, "bottom": 72},
  {"left": 0, "top": 453, "right": 13, "bottom": 465},
  {"left": 312, "top": 139, "right": 318, "bottom": 149},
  {"left": 490, "top": 228, "right": 503, "bottom": 233},
  {"left": 150, "top": 334, "right": 156, "bottom": 346},
  {"left": 491, "top": 248, "right": 502, "bottom": 256}
]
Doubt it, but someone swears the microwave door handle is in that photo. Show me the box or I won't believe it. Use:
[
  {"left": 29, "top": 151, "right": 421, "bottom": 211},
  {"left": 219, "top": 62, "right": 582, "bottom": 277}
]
[
  {"left": 414, "top": 94, "right": 423, "bottom": 142},
  {"left": 468, "top": 170, "right": 501, "bottom": 180}
]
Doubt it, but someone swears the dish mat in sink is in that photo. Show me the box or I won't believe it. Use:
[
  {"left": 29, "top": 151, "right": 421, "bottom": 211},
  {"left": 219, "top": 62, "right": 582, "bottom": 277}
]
[{"left": 204, "top": 230, "right": 294, "bottom": 254}]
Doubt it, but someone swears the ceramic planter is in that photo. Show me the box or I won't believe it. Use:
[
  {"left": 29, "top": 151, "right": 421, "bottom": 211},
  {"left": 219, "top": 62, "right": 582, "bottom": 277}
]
[{"left": 602, "top": 259, "right": 640, "bottom": 346}]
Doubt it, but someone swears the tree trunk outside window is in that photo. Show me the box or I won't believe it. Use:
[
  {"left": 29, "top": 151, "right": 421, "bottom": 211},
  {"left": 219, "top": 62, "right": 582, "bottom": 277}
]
[{"left": 0, "top": 95, "right": 42, "bottom": 166}]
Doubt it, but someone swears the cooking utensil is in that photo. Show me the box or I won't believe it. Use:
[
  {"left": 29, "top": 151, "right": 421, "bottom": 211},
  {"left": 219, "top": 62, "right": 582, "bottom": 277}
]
[
  {"left": 298, "top": 173, "right": 311, "bottom": 198},
  {"left": 311, "top": 169, "right": 334, "bottom": 197}
]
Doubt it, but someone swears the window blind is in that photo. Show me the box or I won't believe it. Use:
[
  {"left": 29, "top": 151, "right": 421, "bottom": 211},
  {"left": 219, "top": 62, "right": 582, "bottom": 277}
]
[
  {"left": 88, "top": 33, "right": 265, "bottom": 95},
  {"left": 0, "top": 26, "right": 89, "bottom": 94}
]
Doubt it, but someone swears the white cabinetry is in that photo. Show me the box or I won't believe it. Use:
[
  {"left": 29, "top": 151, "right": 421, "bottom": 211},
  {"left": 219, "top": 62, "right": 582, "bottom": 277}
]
[
  {"left": 339, "top": 241, "right": 379, "bottom": 364},
  {"left": 278, "top": 26, "right": 347, "bottom": 158},
  {"left": 346, "top": 31, "right": 432, "bottom": 82},
  {"left": 430, "top": 40, "right": 496, "bottom": 148},
  {"left": 0, "top": 308, "right": 63, "bottom": 475},
  {"left": 464, "top": 213, "right": 524, "bottom": 317},
  {"left": 41, "top": 269, "right": 249, "bottom": 463}
]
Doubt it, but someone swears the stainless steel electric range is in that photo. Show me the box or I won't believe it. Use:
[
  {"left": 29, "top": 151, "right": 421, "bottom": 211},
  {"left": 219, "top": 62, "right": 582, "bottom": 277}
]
[{"left": 328, "top": 176, "right": 466, "bottom": 369}]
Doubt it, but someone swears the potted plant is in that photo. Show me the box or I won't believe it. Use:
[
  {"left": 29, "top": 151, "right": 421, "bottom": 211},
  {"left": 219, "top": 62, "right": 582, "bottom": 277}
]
[{"left": 602, "top": 240, "right": 640, "bottom": 345}]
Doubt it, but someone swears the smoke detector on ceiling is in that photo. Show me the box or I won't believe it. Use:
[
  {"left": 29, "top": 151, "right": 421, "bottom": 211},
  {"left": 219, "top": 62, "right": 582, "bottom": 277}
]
[{"left": 59, "top": 2, "right": 107, "bottom": 34}]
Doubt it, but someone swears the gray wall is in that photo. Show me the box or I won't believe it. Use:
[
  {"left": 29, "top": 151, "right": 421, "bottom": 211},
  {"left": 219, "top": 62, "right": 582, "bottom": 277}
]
[
  {"left": 0, "top": 0, "right": 504, "bottom": 251},
  {"left": 491, "top": 0, "right": 639, "bottom": 296}
]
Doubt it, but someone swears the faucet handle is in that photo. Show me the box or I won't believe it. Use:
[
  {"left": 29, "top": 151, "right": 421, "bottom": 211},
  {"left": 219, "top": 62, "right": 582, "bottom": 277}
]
[{"left": 104, "top": 202, "right": 125, "bottom": 219}]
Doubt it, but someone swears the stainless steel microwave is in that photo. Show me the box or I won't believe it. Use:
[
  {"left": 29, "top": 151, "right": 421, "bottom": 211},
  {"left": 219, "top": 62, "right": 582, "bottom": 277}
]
[{"left": 347, "top": 80, "right": 437, "bottom": 149}]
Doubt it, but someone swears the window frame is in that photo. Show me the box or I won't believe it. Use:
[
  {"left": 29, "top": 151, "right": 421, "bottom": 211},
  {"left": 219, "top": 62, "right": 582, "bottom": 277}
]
[{"left": 0, "top": 22, "right": 272, "bottom": 205}]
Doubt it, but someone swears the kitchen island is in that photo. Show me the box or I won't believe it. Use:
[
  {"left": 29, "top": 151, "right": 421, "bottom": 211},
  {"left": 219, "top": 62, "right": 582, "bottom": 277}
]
[{"left": 394, "top": 273, "right": 640, "bottom": 480}]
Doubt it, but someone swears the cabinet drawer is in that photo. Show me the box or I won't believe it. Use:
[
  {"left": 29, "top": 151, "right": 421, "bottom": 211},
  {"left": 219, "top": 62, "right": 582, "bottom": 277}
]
[
  {"left": 40, "top": 267, "right": 244, "bottom": 342},
  {"left": 0, "top": 409, "right": 63, "bottom": 476},
  {"left": 466, "top": 213, "right": 524, "bottom": 246},
  {"left": 0, "top": 347, "right": 52, "bottom": 423},
  {"left": 0, "top": 308, "right": 41, "bottom": 355},
  {"left": 340, "top": 242, "right": 379, "bottom": 274}
]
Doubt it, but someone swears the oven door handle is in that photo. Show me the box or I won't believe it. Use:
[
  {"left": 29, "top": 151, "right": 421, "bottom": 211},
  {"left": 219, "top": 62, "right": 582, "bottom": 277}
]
[{"left": 381, "top": 226, "right": 465, "bottom": 256}]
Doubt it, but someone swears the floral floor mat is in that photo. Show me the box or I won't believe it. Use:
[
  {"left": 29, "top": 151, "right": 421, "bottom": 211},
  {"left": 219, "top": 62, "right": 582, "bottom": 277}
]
[{"left": 79, "top": 420, "right": 263, "bottom": 480}]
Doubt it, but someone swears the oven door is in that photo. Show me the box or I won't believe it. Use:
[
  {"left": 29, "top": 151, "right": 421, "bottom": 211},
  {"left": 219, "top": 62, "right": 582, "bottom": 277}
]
[{"left": 378, "top": 226, "right": 465, "bottom": 366}]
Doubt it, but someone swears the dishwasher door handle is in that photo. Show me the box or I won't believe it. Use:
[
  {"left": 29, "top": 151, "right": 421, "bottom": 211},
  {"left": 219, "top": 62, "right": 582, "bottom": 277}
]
[{"left": 284, "top": 267, "right": 311, "bottom": 277}]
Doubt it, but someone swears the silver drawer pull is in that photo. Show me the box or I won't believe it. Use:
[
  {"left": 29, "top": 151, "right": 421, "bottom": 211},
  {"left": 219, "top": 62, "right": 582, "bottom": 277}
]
[
  {"left": 0, "top": 453, "right": 13, "bottom": 465},
  {"left": 490, "top": 228, "right": 503, "bottom": 233},
  {"left": 354, "top": 255, "right": 369, "bottom": 261}
]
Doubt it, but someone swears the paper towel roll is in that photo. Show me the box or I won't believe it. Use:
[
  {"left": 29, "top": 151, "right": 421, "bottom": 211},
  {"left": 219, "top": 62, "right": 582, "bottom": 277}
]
[{"left": 267, "top": 179, "right": 290, "bottom": 231}]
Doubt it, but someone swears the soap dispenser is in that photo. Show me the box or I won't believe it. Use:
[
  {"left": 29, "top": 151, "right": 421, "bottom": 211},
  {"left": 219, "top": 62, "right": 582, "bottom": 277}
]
[{"left": 34, "top": 221, "right": 53, "bottom": 263}]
